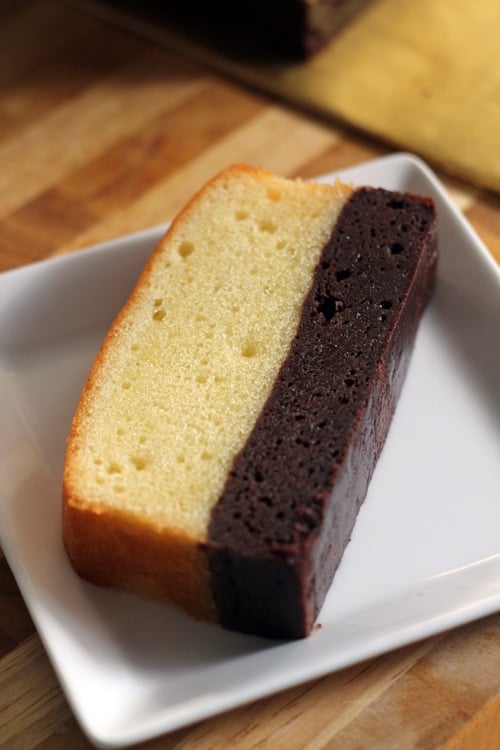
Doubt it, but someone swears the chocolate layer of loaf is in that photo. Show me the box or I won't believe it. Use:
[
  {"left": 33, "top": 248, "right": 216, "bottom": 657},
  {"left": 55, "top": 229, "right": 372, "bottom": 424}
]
[
  {"left": 207, "top": 188, "right": 438, "bottom": 638},
  {"left": 99, "top": 0, "right": 374, "bottom": 59},
  {"left": 200, "top": 0, "right": 375, "bottom": 58}
]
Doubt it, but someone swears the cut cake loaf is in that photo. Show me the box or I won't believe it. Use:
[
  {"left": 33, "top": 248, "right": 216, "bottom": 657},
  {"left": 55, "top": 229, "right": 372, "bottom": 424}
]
[
  {"left": 62, "top": 165, "right": 437, "bottom": 639},
  {"left": 174, "top": 0, "right": 376, "bottom": 58}
]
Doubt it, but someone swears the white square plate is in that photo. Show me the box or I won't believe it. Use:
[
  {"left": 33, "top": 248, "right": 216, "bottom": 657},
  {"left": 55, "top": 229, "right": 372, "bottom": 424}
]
[{"left": 1, "top": 153, "right": 499, "bottom": 749}]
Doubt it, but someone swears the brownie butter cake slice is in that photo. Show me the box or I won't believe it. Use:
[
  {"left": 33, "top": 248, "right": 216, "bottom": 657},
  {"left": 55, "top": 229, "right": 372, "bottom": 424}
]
[{"left": 63, "top": 165, "right": 437, "bottom": 638}]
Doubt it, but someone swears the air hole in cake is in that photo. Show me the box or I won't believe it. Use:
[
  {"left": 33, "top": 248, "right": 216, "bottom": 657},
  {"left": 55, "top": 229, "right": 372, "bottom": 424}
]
[
  {"left": 266, "top": 187, "right": 281, "bottom": 202},
  {"left": 94, "top": 458, "right": 102, "bottom": 466},
  {"left": 254, "top": 469, "right": 264, "bottom": 482},
  {"left": 130, "top": 456, "right": 146, "bottom": 471},
  {"left": 344, "top": 378, "right": 356, "bottom": 387},
  {"left": 139, "top": 435, "right": 147, "bottom": 444},
  {"left": 176, "top": 454, "right": 185, "bottom": 464},
  {"left": 196, "top": 373, "right": 208, "bottom": 384},
  {"left": 152, "top": 308, "right": 166, "bottom": 321},
  {"left": 131, "top": 343, "right": 139, "bottom": 352},
  {"left": 316, "top": 294, "right": 344, "bottom": 321},
  {"left": 380, "top": 300, "right": 393, "bottom": 309},
  {"left": 388, "top": 242, "right": 404, "bottom": 255},
  {"left": 296, "top": 438, "right": 310, "bottom": 448},
  {"left": 259, "top": 219, "right": 277, "bottom": 234},
  {"left": 117, "top": 427, "right": 125, "bottom": 436},
  {"left": 235, "top": 209, "right": 249, "bottom": 220},
  {"left": 178, "top": 240, "right": 195, "bottom": 258},
  {"left": 107, "top": 462, "right": 122, "bottom": 474},
  {"left": 114, "top": 485, "right": 125, "bottom": 493},
  {"left": 201, "top": 451, "right": 212, "bottom": 461},
  {"left": 122, "top": 381, "right": 131, "bottom": 390},
  {"left": 258, "top": 496, "right": 272, "bottom": 507},
  {"left": 335, "top": 269, "right": 351, "bottom": 282},
  {"left": 388, "top": 198, "right": 406, "bottom": 209},
  {"left": 380, "top": 314, "right": 387, "bottom": 322},
  {"left": 241, "top": 342, "right": 257, "bottom": 358}
]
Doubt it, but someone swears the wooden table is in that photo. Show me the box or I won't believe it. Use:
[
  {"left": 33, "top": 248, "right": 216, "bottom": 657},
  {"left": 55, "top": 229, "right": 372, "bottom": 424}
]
[{"left": 1, "top": 2, "right": 499, "bottom": 748}]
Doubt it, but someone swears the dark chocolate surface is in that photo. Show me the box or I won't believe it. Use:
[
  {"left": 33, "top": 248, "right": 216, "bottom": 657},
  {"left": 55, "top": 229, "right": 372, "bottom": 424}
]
[
  {"left": 96, "top": 0, "right": 373, "bottom": 60},
  {"left": 207, "top": 188, "right": 438, "bottom": 639}
]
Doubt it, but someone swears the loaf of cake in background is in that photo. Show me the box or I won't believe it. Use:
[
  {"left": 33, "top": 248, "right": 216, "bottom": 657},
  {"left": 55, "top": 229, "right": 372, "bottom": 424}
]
[
  {"left": 181, "top": 0, "right": 376, "bottom": 58},
  {"left": 62, "top": 165, "right": 437, "bottom": 639},
  {"left": 100, "top": 0, "right": 376, "bottom": 59}
]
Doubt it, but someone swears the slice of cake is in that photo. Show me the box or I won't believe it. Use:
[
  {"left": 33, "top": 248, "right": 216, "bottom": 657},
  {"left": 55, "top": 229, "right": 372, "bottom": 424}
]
[
  {"left": 62, "top": 165, "right": 437, "bottom": 639},
  {"left": 104, "top": 0, "right": 375, "bottom": 60}
]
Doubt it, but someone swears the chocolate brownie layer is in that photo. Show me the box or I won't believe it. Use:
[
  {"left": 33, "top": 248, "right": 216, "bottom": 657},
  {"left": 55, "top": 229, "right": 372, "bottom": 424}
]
[
  {"left": 207, "top": 188, "right": 438, "bottom": 639},
  {"left": 119, "top": 0, "right": 375, "bottom": 60}
]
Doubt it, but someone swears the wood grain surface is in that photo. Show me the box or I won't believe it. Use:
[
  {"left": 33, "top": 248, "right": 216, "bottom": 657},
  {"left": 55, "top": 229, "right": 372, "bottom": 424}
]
[
  {"left": 66, "top": 0, "right": 500, "bottom": 194},
  {"left": 1, "top": 2, "right": 499, "bottom": 748}
]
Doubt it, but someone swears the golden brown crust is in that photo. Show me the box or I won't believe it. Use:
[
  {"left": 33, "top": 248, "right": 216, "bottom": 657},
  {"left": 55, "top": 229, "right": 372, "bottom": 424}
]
[{"left": 62, "top": 491, "right": 215, "bottom": 620}]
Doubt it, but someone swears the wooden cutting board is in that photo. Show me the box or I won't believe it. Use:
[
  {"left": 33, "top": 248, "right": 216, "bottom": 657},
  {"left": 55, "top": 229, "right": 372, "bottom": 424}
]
[{"left": 68, "top": 0, "right": 500, "bottom": 194}]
